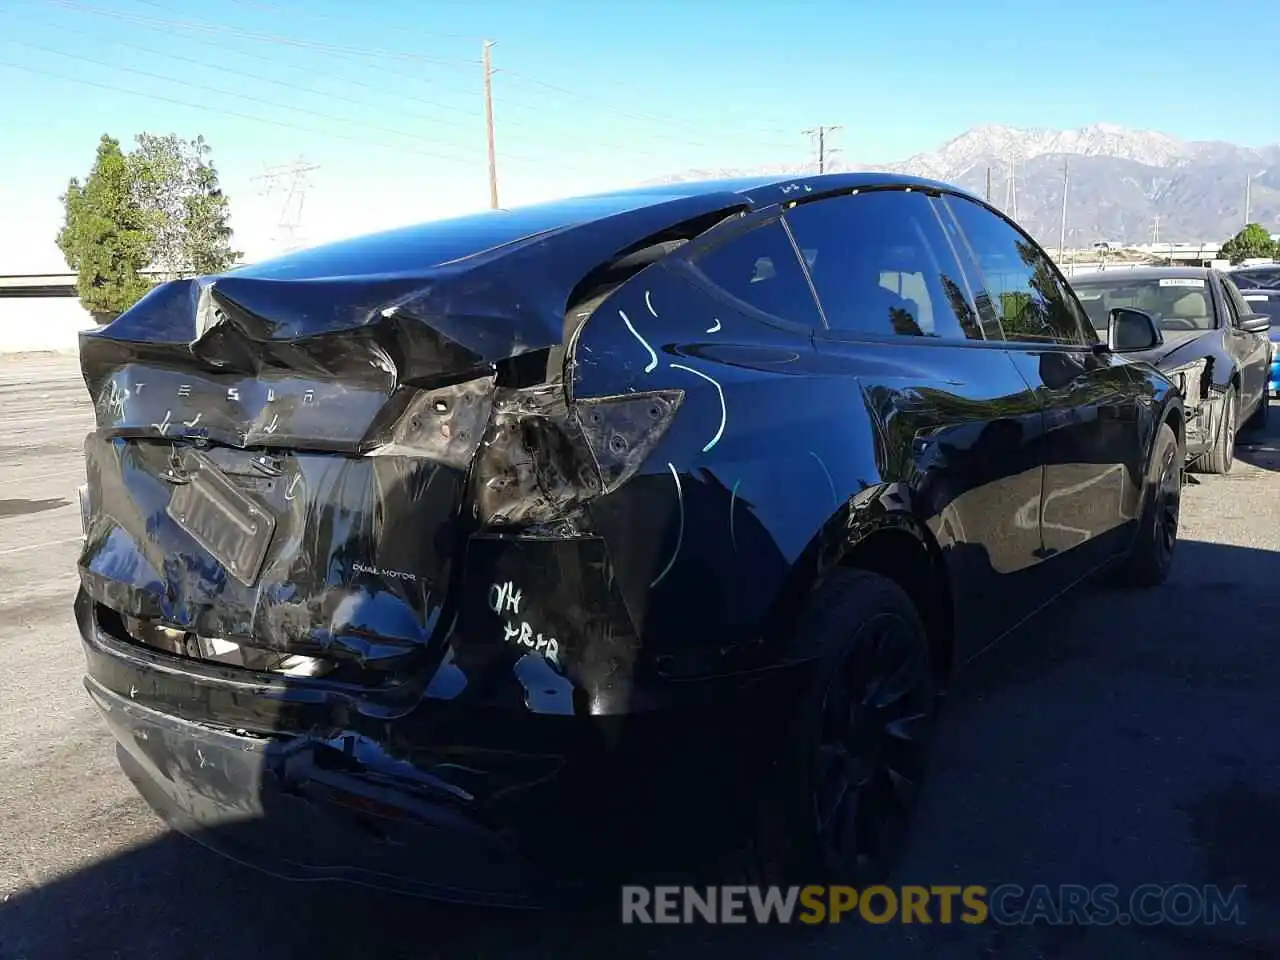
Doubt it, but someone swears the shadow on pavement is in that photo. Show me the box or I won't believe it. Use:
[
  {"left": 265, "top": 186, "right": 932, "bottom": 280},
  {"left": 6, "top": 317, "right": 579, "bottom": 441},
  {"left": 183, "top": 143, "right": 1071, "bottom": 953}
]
[
  {"left": 1234, "top": 398, "right": 1280, "bottom": 473},
  {"left": 5, "top": 539, "right": 1280, "bottom": 960}
]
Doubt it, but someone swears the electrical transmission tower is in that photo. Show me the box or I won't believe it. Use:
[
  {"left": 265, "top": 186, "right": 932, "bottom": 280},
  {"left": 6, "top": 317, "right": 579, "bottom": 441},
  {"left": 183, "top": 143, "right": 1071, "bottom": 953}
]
[
  {"left": 1004, "top": 153, "right": 1018, "bottom": 219},
  {"left": 252, "top": 158, "right": 320, "bottom": 252},
  {"left": 802, "top": 125, "right": 843, "bottom": 174}
]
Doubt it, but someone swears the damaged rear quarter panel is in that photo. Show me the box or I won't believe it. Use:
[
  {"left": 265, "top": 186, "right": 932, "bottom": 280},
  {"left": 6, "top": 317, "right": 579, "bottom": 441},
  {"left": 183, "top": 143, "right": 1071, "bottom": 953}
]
[{"left": 566, "top": 258, "right": 887, "bottom": 677}]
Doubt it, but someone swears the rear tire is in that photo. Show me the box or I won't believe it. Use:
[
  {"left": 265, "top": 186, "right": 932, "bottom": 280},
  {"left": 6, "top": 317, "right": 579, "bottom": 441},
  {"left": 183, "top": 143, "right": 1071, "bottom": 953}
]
[
  {"left": 1115, "top": 421, "right": 1180, "bottom": 588},
  {"left": 751, "top": 569, "right": 936, "bottom": 886},
  {"left": 1197, "top": 388, "right": 1237, "bottom": 475}
]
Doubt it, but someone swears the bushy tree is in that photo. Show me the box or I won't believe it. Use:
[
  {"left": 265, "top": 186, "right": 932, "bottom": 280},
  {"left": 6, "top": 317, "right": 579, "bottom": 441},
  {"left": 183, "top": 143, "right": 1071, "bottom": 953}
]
[
  {"left": 1219, "top": 224, "right": 1278, "bottom": 265},
  {"left": 57, "top": 132, "right": 241, "bottom": 317},
  {"left": 130, "top": 133, "right": 240, "bottom": 279},
  {"left": 56, "top": 135, "right": 152, "bottom": 317}
]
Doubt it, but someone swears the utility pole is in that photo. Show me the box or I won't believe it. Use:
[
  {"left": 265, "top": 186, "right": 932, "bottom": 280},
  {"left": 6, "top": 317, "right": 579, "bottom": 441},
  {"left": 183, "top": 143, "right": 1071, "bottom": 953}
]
[
  {"left": 251, "top": 158, "right": 320, "bottom": 253},
  {"left": 985, "top": 167, "right": 992, "bottom": 203},
  {"left": 482, "top": 39, "right": 499, "bottom": 210},
  {"left": 1245, "top": 174, "right": 1252, "bottom": 225},
  {"left": 802, "top": 125, "right": 842, "bottom": 174},
  {"left": 1058, "top": 159, "right": 1069, "bottom": 261},
  {"left": 1011, "top": 154, "right": 1018, "bottom": 220},
  {"left": 1153, "top": 215, "right": 1161, "bottom": 245}
]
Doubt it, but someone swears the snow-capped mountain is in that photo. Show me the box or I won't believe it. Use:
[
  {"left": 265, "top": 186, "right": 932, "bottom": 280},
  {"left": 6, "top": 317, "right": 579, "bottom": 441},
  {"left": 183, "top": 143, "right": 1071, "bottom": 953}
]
[{"left": 650, "top": 124, "right": 1280, "bottom": 246}]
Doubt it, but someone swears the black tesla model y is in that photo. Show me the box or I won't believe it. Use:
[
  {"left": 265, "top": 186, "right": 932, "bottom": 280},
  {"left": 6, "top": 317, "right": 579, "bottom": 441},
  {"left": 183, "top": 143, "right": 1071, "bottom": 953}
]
[{"left": 74, "top": 173, "right": 1185, "bottom": 905}]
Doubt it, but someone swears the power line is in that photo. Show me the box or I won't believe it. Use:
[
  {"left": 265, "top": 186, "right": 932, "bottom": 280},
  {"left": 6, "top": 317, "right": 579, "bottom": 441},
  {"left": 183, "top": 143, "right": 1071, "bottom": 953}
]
[
  {"left": 10, "top": 34, "right": 673, "bottom": 180},
  {"left": 216, "top": 0, "right": 486, "bottom": 40},
  {"left": 23, "top": 6, "right": 826, "bottom": 182},
  {"left": 23, "top": 7, "right": 682, "bottom": 166},
  {"left": 14, "top": 16, "right": 486, "bottom": 136},
  {"left": 41, "top": 0, "right": 485, "bottom": 109},
  {"left": 0, "top": 57, "right": 478, "bottom": 162},
  {"left": 46, "top": 0, "right": 481, "bottom": 68},
  {"left": 11, "top": 40, "right": 479, "bottom": 165},
  {"left": 0, "top": 44, "right": 645, "bottom": 184},
  {"left": 44, "top": 0, "right": 804, "bottom": 161},
  {"left": 27, "top": 8, "right": 484, "bottom": 115}
]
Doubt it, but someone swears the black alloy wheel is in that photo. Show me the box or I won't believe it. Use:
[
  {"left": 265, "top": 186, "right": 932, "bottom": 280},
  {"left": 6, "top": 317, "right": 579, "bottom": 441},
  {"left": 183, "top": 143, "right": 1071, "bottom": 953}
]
[
  {"left": 1153, "top": 428, "right": 1181, "bottom": 571},
  {"left": 1114, "top": 420, "right": 1180, "bottom": 587},
  {"left": 811, "top": 610, "right": 934, "bottom": 881}
]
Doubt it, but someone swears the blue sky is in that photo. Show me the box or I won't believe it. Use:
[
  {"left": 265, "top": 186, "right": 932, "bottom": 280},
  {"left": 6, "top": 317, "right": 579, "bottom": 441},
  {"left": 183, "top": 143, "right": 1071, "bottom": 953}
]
[{"left": 2, "top": 0, "right": 1277, "bottom": 270}]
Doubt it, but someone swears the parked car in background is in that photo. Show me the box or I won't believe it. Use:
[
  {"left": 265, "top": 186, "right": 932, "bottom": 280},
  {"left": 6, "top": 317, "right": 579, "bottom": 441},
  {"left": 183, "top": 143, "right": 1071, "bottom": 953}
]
[
  {"left": 1238, "top": 287, "right": 1280, "bottom": 396},
  {"left": 74, "top": 173, "right": 1186, "bottom": 905},
  {"left": 1070, "top": 267, "right": 1271, "bottom": 474},
  {"left": 1231, "top": 263, "right": 1280, "bottom": 290}
]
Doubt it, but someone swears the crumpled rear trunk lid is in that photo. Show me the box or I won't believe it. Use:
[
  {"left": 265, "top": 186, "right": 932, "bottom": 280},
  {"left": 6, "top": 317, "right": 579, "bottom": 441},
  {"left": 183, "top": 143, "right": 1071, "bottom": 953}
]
[{"left": 77, "top": 266, "right": 540, "bottom": 687}]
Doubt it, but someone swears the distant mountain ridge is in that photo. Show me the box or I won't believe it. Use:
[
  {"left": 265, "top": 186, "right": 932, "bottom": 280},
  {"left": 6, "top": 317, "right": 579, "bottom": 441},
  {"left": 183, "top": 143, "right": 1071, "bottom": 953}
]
[{"left": 649, "top": 123, "right": 1280, "bottom": 248}]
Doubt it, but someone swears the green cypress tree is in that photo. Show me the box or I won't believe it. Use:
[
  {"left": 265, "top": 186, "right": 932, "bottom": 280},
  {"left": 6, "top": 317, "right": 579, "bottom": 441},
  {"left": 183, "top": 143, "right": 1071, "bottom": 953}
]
[{"left": 56, "top": 135, "right": 152, "bottom": 318}]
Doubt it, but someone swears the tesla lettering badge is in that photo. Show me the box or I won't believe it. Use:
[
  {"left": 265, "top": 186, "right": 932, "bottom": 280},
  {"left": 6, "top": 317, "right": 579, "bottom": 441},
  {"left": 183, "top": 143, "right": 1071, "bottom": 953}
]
[
  {"left": 227, "top": 388, "right": 240, "bottom": 401},
  {"left": 303, "top": 390, "right": 315, "bottom": 404},
  {"left": 177, "top": 384, "right": 192, "bottom": 398}
]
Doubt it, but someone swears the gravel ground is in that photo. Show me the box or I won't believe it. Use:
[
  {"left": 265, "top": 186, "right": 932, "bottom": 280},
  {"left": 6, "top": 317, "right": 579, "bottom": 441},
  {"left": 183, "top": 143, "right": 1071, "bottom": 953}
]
[{"left": 1, "top": 352, "right": 1278, "bottom": 960}]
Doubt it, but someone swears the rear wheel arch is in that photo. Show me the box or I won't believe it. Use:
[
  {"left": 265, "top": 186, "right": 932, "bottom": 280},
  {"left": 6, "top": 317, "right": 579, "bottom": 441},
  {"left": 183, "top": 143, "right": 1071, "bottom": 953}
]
[{"left": 835, "top": 517, "right": 956, "bottom": 692}]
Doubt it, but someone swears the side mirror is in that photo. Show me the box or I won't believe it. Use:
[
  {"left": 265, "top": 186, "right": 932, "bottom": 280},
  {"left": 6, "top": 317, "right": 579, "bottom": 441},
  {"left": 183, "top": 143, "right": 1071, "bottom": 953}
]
[
  {"left": 1108, "top": 307, "right": 1163, "bottom": 352},
  {"left": 1239, "top": 313, "right": 1272, "bottom": 335}
]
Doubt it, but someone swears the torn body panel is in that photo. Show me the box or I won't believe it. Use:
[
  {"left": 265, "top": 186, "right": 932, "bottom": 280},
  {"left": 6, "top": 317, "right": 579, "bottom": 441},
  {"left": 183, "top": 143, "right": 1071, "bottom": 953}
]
[{"left": 1164, "top": 355, "right": 1214, "bottom": 455}]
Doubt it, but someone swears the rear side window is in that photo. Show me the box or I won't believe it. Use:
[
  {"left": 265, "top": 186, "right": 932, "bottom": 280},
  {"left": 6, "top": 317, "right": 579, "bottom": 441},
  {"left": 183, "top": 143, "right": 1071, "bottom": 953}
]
[
  {"left": 782, "top": 190, "right": 985, "bottom": 341},
  {"left": 943, "top": 195, "right": 1088, "bottom": 345},
  {"left": 689, "top": 219, "right": 822, "bottom": 327}
]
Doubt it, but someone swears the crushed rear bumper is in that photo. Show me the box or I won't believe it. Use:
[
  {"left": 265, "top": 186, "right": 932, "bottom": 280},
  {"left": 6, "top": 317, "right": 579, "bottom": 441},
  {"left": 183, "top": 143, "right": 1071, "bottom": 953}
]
[
  {"left": 75, "top": 585, "right": 806, "bottom": 904},
  {"left": 90, "top": 676, "right": 547, "bottom": 906}
]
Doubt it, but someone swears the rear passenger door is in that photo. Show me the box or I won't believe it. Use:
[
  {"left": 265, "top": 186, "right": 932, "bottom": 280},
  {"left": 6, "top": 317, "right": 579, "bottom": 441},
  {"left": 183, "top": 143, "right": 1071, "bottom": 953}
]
[
  {"left": 782, "top": 188, "right": 1050, "bottom": 655},
  {"left": 939, "top": 194, "right": 1150, "bottom": 577}
]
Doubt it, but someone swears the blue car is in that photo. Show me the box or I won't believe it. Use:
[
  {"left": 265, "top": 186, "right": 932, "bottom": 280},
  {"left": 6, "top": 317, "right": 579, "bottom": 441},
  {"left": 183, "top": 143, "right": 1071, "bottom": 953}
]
[{"left": 1238, "top": 288, "right": 1280, "bottom": 395}]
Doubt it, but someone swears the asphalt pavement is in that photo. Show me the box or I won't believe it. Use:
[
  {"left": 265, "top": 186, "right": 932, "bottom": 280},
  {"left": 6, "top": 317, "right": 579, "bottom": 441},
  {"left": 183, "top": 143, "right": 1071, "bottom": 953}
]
[{"left": 1, "top": 352, "right": 1278, "bottom": 960}]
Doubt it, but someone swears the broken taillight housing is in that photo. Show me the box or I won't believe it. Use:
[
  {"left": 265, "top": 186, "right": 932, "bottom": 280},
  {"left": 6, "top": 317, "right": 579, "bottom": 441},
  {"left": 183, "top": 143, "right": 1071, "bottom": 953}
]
[
  {"left": 367, "top": 372, "right": 683, "bottom": 529},
  {"left": 471, "top": 385, "right": 684, "bottom": 528}
]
